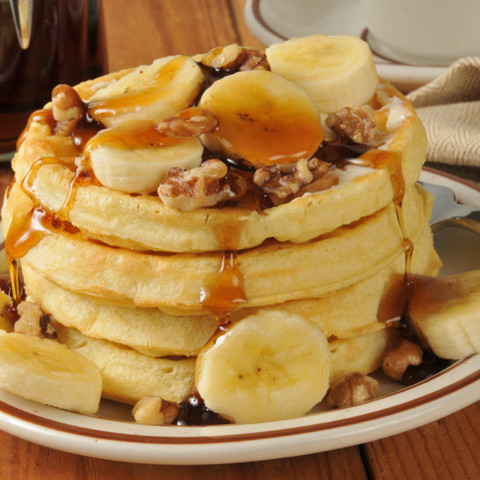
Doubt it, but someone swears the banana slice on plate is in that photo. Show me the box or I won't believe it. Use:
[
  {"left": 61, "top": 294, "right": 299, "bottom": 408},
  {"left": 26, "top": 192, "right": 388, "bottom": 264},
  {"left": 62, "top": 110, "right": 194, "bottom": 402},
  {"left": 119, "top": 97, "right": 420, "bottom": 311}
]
[
  {"left": 87, "top": 55, "right": 205, "bottom": 128},
  {"left": 266, "top": 34, "right": 379, "bottom": 114},
  {"left": 198, "top": 69, "right": 324, "bottom": 168},
  {"left": 0, "top": 331, "right": 102, "bottom": 414},
  {"left": 85, "top": 120, "right": 203, "bottom": 193},
  {"left": 195, "top": 310, "right": 330, "bottom": 424},
  {"left": 409, "top": 270, "right": 480, "bottom": 359}
]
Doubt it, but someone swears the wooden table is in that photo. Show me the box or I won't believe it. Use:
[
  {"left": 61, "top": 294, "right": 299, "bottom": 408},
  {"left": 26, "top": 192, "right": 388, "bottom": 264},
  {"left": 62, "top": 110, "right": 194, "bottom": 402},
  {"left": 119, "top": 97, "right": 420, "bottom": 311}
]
[{"left": 1, "top": 1, "right": 479, "bottom": 478}]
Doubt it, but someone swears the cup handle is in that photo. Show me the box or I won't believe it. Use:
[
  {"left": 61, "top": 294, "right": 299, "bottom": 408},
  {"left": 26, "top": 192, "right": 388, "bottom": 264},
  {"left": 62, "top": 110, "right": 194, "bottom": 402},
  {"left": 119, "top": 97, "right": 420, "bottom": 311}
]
[{"left": 9, "top": 0, "right": 34, "bottom": 50}]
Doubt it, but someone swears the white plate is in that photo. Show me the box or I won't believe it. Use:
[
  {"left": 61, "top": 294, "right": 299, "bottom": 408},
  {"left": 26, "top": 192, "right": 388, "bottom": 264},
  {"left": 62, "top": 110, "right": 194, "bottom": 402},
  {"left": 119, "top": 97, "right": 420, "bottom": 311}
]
[
  {"left": 0, "top": 169, "right": 479, "bottom": 465},
  {"left": 244, "top": 0, "right": 448, "bottom": 92}
]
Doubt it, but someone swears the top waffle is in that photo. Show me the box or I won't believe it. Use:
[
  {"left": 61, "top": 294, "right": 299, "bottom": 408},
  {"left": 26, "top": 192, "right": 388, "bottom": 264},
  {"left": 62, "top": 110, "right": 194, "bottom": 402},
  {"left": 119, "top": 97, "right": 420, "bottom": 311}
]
[{"left": 11, "top": 35, "right": 426, "bottom": 253}]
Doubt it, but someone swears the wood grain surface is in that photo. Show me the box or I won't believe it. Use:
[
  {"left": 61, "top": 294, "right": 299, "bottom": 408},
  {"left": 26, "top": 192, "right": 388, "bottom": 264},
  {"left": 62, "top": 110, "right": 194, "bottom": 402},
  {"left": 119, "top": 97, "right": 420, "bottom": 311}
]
[{"left": 0, "top": 1, "right": 478, "bottom": 478}]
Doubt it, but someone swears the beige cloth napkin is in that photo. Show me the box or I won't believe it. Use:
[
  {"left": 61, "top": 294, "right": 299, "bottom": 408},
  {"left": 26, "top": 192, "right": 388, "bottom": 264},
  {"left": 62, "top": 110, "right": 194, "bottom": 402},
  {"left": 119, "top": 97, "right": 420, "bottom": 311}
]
[{"left": 406, "top": 57, "right": 480, "bottom": 167}]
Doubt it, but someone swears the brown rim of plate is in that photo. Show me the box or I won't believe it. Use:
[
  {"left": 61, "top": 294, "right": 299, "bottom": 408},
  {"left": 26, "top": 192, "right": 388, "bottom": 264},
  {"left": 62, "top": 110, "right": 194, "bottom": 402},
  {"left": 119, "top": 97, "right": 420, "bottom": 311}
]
[{"left": 0, "top": 354, "right": 478, "bottom": 446}]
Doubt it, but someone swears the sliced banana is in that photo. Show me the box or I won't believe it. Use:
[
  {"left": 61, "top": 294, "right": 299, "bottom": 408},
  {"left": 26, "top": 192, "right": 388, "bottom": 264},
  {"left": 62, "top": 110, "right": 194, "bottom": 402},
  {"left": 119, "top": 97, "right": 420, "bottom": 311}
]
[
  {"left": 0, "top": 331, "right": 102, "bottom": 414},
  {"left": 409, "top": 270, "right": 480, "bottom": 359},
  {"left": 195, "top": 310, "right": 330, "bottom": 424},
  {"left": 266, "top": 34, "right": 379, "bottom": 114},
  {"left": 87, "top": 55, "right": 205, "bottom": 128},
  {"left": 85, "top": 120, "right": 203, "bottom": 193},
  {"left": 198, "top": 69, "right": 324, "bottom": 168}
]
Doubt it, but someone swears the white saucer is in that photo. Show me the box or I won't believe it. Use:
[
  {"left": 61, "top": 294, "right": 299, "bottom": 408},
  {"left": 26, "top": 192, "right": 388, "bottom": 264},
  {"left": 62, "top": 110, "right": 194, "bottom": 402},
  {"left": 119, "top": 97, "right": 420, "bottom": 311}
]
[{"left": 244, "top": 0, "right": 448, "bottom": 92}]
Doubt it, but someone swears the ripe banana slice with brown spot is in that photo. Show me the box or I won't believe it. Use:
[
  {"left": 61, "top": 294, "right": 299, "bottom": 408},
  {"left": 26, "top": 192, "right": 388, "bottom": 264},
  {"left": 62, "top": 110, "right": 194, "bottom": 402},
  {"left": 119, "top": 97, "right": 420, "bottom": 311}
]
[{"left": 198, "top": 69, "right": 324, "bottom": 168}]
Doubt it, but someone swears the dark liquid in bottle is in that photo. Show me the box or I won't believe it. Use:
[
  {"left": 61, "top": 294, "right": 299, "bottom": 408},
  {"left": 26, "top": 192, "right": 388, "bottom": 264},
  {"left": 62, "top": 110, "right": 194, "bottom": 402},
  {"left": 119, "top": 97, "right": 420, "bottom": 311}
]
[{"left": 0, "top": 0, "right": 106, "bottom": 155}]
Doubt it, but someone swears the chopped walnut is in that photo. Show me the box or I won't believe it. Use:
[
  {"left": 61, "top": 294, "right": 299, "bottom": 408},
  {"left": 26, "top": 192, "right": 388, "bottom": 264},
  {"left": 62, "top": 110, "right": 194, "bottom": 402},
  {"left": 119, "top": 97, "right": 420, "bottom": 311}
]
[
  {"left": 383, "top": 338, "right": 423, "bottom": 381},
  {"left": 199, "top": 44, "right": 269, "bottom": 73},
  {"left": 156, "top": 107, "right": 218, "bottom": 138},
  {"left": 325, "top": 105, "right": 385, "bottom": 147},
  {"left": 158, "top": 159, "right": 247, "bottom": 211},
  {"left": 238, "top": 47, "right": 270, "bottom": 72},
  {"left": 132, "top": 396, "right": 180, "bottom": 425},
  {"left": 253, "top": 157, "right": 333, "bottom": 204},
  {"left": 14, "top": 301, "right": 57, "bottom": 339},
  {"left": 51, "top": 84, "right": 85, "bottom": 136},
  {"left": 327, "top": 372, "right": 379, "bottom": 408}
]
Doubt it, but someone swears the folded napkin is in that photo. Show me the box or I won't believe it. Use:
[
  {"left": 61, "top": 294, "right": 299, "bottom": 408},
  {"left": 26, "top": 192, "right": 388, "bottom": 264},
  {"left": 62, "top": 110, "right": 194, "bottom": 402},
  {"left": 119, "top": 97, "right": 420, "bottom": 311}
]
[{"left": 406, "top": 57, "right": 480, "bottom": 167}]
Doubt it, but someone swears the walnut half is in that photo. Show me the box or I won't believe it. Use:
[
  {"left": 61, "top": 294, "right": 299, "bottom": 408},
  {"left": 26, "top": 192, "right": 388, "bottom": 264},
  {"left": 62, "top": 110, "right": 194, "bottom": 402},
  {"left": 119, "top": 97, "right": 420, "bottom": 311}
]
[
  {"left": 199, "top": 44, "right": 269, "bottom": 73},
  {"left": 51, "top": 84, "right": 85, "bottom": 136},
  {"left": 158, "top": 159, "right": 247, "bottom": 211},
  {"left": 253, "top": 157, "right": 335, "bottom": 204},
  {"left": 156, "top": 107, "right": 218, "bottom": 138},
  {"left": 132, "top": 396, "right": 180, "bottom": 425},
  {"left": 327, "top": 372, "right": 379, "bottom": 408},
  {"left": 325, "top": 105, "right": 385, "bottom": 147},
  {"left": 383, "top": 338, "right": 423, "bottom": 381}
]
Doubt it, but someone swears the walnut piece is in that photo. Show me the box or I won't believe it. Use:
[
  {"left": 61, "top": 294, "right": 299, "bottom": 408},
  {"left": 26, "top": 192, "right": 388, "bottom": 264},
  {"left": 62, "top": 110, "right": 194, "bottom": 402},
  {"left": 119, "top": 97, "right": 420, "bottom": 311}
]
[
  {"left": 253, "top": 157, "right": 334, "bottom": 204},
  {"left": 51, "top": 84, "right": 85, "bottom": 136},
  {"left": 14, "top": 301, "right": 57, "bottom": 339},
  {"left": 199, "top": 44, "right": 269, "bottom": 73},
  {"left": 383, "top": 338, "right": 423, "bottom": 381},
  {"left": 158, "top": 159, "right": 247, "bottom": 211},
  {"left": 156, "top": 107, "right": 218, "bottom": 138},
  {"left": 132, "top": 396, "right": 180, "bottom": 425},
  {"left": 325, "top": 105, "right": 385, "bottom": 147},
  {"left": 238, "top": 47, "right": 270, "bottom": 72},
  {"left": 327, "top": 372, "right": 379, "bottom": 408}
]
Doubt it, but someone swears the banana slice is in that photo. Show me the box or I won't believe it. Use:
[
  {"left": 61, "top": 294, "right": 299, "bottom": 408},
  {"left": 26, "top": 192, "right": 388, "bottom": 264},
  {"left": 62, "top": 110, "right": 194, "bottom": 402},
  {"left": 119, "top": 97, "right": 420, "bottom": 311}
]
[
  {"left": 0, "top": 331, "right": 102, "bottom": 414},
  {"left": 409, "top": 270, "right": 480, "bottom": 359},
  {"left": 85, "top": 121, "right": 203, "bottom": 193},
  {"left": 198, "top": 69, "right": 323, "bottom": 168},
  {"left": 87, "top": 55, "right": 205, "bottom": 128},
  {"left": 266, "top": 34, "right": 379, "bottom": 114},
  {"left": 195, "top": 310, "right": 330, "bottom": 424}
]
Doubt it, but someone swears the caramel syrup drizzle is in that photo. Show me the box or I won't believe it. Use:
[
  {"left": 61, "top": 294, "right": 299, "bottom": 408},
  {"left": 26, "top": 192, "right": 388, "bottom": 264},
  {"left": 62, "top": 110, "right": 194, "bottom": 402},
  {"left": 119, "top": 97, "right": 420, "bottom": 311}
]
[
  {"left": 5, "top": 95, "right": 106, "bottom": 304},
  {"left": 199, "top": 213, "right": 248, "bottom": 325},
  {"left": 5, "top": 156, "right": 92, "bottom": 304},
  {"left": 199, "top": 251, "right": 247, "bottom": 325}
]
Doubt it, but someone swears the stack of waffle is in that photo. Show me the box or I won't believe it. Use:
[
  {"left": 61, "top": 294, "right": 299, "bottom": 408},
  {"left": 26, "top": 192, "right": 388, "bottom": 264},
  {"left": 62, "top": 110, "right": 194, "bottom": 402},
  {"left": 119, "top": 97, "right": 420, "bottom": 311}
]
[{"left": 1, "top": 35, "right": 441, "bottom": 423}]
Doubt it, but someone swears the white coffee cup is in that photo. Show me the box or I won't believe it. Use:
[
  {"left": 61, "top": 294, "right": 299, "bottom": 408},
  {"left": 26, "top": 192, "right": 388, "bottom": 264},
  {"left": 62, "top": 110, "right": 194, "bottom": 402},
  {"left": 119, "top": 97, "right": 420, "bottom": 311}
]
[
  {"left": 257, "top": 0, "right": 365, "bottom": 38},
  {"left": 363, "top": 0, "right": 480, "bottom": 65}
]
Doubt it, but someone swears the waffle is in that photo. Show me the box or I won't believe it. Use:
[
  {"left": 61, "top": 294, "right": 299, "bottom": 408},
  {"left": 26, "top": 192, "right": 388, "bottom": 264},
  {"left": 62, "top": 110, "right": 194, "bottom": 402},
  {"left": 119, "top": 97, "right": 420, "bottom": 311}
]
[
  {"left": 4, "top": 182, "right": 435, "bottom": 312},
  {"left": 14, "top": 81, "right": 426, "bottom": 253}
]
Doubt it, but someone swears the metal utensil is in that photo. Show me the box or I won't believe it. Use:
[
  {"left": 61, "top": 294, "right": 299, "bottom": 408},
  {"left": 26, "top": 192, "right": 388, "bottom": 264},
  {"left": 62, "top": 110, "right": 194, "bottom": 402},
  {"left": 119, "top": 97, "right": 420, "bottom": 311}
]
[{"left": 421, "top": 182, "right": 480, "bottom": 234}]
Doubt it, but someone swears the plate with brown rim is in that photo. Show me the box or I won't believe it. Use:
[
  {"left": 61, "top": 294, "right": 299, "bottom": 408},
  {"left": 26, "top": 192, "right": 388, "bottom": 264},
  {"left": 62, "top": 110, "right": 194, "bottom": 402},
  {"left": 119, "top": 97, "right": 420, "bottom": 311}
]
[{"left": 0, "top": 169, "right": 479, "bottom": 465}]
